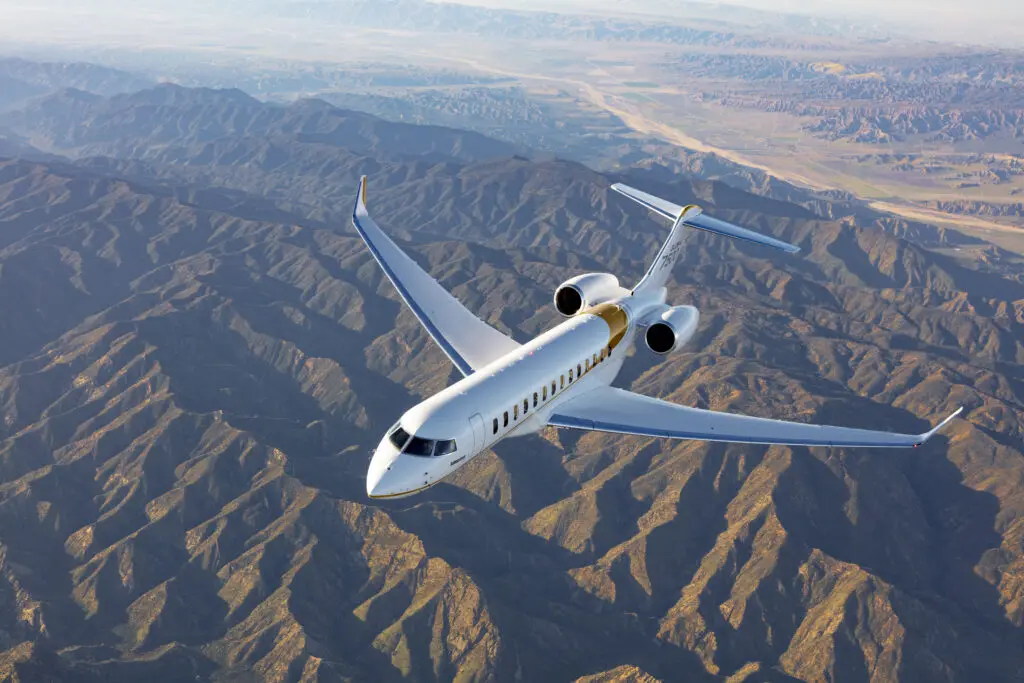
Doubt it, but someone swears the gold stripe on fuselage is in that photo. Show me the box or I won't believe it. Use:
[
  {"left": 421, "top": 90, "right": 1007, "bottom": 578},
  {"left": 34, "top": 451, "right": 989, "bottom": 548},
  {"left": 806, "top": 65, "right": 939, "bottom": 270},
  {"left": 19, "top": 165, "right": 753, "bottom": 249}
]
[
  {"left": 586, "top": 303, "right": 629, "bottom": 350},
  {"left": 376, "top": 303, "right": 631, "bottom": 500},
  {"left": 367, "top": 480, "right": 438, "bottom": 499}
]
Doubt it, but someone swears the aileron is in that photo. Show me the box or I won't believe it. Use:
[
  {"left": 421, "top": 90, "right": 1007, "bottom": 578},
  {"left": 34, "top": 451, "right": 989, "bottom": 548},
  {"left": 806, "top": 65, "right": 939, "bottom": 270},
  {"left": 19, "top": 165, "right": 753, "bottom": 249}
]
[{"left": 549, "top": 387, "right": 961, "bottom": 449}]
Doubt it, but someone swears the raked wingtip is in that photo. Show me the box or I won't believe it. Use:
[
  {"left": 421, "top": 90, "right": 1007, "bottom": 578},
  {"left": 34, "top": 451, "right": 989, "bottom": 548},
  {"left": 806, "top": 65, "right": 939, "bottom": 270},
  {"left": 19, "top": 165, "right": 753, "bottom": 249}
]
[
  {"left": 918, "top": 406, "right": 964, "bottom": 445},
  {"left": 354, "top": 176, "right": 369, "bottom": 217},
  {"left": 936, "top": 406, "right": 964, "bottom": 432}
]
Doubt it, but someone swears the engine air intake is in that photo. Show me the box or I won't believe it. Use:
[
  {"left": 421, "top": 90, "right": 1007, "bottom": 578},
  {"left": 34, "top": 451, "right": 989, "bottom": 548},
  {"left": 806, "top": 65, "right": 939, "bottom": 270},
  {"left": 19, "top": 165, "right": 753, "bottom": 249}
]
[
  {"left": 643, "top": 305, "right": 700, "bottom": 354},
  {"left": 555, "top": 286, "right": 584, "bottom": 317},
  {"left": 553, "top": 273, "right": 622, "bottom": 318},
  {"left": 645, "top": 323, "right": 676, "bottom": 354}
]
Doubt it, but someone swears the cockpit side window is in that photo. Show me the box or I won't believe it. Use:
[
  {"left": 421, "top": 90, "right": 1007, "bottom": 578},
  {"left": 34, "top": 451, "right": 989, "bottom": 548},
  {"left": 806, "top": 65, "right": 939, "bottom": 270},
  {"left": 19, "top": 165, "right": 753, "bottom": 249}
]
[
  {"left": 435, "top": 440, "right": 457, "bottom": 456},
  {"left": 405, "top": 436, "right": 435, "bottom": 457},
  {"left": 389, "top": 425, "right": 411, "bottom": 450}
]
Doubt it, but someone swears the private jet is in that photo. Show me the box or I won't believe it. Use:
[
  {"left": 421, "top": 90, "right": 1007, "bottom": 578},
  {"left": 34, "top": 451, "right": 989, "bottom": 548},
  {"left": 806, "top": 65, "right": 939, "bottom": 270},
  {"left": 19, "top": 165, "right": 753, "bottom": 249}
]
[{"left": 354, "top": 177, "right": 961, "bottom": 499}]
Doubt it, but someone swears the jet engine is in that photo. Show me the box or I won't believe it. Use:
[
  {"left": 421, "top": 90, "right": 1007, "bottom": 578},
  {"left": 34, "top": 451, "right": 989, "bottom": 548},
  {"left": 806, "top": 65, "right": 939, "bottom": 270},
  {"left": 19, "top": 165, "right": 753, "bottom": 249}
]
[
  {"left": 644, "top": 306, "right": 700, "bottom": 354},
  {"left": 553, "top": 273, "right": 622, "bottom": 317}
]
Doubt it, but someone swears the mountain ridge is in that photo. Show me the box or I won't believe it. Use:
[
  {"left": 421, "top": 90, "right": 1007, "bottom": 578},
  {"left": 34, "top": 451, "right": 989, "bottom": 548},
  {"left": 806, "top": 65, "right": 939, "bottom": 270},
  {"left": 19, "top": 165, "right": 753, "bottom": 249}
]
[{"left": 0, "top": 84, "right": 1022, "bottom": 682}]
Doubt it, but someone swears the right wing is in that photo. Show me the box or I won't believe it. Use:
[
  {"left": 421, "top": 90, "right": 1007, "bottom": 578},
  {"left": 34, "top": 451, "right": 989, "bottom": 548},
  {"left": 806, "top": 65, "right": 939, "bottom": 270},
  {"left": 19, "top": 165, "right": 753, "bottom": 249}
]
[
  {"left": 351, "top": 177, "right": 520, "bottom": 376},
  {"left": 611, "top": 183, "right": 800, "bottom": 254},
  {"left": 549, "top": 386, "right": 961, "bottom": 448}
]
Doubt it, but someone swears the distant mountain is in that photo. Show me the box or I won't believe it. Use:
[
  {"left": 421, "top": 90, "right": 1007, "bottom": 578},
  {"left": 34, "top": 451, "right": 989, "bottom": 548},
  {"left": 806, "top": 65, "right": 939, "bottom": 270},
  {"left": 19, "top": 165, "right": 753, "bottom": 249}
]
[
  {"left": 1, "top": 83, "right": 523, "bottom": 164},
  {"left": 243, "top": 0, "right": 831, "bottom": 49},
  {"left": 0, "top": 130, "right": 60, "bottom": 162},
  {"left": 0, "top": 57, "right": 152, "bottom": 111}
]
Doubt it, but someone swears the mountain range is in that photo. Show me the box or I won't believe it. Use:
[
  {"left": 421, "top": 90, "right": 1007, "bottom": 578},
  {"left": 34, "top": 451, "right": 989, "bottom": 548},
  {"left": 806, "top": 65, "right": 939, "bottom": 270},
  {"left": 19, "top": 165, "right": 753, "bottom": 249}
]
[{"left": 0, "top": 81, "right": 1023, "bottom": 682}]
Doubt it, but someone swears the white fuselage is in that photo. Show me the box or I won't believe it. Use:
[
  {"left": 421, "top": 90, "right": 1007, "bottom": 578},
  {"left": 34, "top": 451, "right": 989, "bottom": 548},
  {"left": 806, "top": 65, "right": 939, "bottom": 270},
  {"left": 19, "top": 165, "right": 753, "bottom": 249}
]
[{"left": 366, "top": 290, "right": 664, "bottom": 498}]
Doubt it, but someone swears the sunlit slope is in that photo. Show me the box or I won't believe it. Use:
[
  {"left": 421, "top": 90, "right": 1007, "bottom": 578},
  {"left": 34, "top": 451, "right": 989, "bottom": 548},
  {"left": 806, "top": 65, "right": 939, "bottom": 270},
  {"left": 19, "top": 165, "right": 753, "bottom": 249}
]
[{"left": 0, "top": 111, "right": 1022, "bottom": 683}]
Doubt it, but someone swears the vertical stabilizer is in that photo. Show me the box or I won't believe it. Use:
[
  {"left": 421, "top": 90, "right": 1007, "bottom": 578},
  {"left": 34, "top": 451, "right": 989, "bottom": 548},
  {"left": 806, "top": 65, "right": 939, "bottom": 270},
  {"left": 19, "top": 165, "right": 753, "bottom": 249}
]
[
  {"left": 611, "top": 182, "right": 800, "bottom": 293},
  {"left": 633, "top": 205, "right": 703, "bottom": 293}
]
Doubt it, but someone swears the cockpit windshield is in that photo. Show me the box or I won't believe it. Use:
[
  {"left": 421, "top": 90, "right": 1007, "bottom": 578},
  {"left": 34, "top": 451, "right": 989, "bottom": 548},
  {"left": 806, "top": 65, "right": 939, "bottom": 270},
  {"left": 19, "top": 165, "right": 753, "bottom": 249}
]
[
  {"left": 404, "top": 436, "right": 434, "bottom": 456},
  {"left": 388, "top": 425, "right": 456, "bottom": 457},
  {"left": 389, "top": 426, "right": 411, "bottom": 450}
]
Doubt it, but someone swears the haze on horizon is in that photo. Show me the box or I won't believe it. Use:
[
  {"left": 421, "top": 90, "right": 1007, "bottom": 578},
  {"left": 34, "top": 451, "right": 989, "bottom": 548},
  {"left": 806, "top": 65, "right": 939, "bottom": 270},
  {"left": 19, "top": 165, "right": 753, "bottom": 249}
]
[
  {"left": 2, "top": 0, "right": 1023, "bottom": 53},
  {"left": 468, "top": 0, "right": 1024, "bottom": 47}
]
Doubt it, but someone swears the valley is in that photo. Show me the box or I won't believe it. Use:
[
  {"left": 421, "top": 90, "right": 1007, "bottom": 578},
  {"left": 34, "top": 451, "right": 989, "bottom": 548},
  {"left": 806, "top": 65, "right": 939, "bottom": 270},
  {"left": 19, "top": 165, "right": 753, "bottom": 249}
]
[
  {"left": 1, "top": 2, "right": 1023, "bottom": 679},
  {"left": 0, "top": 78, "right": 1022, "bottom": 681}
]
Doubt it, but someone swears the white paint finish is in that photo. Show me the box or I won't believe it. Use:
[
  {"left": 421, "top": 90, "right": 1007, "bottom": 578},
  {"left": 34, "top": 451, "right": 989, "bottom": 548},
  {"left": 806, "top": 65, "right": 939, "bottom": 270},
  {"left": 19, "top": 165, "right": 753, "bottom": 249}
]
[
  {"left": 353, "top": 180, "right": 520, "bottom": 375},
  {"left": 355, "top": 177, "right": 962, "bottom": 500}
]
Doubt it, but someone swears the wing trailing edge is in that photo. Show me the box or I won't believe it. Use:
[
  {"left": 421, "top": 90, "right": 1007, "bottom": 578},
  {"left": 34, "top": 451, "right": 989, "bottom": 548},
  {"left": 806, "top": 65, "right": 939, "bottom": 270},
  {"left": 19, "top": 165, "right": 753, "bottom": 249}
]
[
  {"left": 549, "top": 386, "right": 962, "bottom": 449},
  {"left": 350, "top": 177, "right": 520, "bottom": 375}
]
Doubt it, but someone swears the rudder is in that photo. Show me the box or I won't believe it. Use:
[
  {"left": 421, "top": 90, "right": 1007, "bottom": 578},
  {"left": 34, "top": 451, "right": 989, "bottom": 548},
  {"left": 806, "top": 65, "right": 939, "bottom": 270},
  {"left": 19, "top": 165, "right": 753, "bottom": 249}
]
[{"left": 633, "top": 205, "right": 702, "bottom": 293}]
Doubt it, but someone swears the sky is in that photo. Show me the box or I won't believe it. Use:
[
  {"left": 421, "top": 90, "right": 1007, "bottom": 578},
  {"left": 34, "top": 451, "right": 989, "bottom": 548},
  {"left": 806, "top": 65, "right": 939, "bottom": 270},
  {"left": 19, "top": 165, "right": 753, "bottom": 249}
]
[{"left": 2, "top": 0, "right": 1022, "bottom": 51}]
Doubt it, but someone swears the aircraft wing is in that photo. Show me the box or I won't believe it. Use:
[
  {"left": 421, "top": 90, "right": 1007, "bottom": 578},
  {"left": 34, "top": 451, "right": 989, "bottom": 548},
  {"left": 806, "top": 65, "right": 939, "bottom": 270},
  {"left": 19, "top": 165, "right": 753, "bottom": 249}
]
[
  {"left": 611, "top": 183, "right": 800, "bottom": 254},
  {"left": 351, "top": 177, "right": 520, "bottom": 376},
  {"left": 549, "top": 386, "right": 961, "bottom": 448}
]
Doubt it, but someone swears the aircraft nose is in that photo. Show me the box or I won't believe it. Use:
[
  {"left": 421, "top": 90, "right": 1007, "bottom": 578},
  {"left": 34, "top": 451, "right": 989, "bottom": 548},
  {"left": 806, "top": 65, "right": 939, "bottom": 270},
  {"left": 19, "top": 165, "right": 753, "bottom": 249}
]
[{"left": 366, "top": 440, "right": 400, "bottom": 498}]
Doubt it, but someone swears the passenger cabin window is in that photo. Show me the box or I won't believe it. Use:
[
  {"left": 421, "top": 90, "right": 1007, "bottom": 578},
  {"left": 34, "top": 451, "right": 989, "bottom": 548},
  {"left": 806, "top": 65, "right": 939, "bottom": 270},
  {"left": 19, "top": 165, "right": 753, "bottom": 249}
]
[
  {"left": 577, "top": 363, "right": 582, "bottom": 377},
  {"left": 560, "top": 375, "right": 565, "bottom": 389},
  {"left": 504, "top": 411, "right": 509, "bottom": 427},
  {"left": 542, "top": 386, "right": 548, "bottom": 401},
  {"left": 523, "top": 399, "right": 529, "bottom": 414},
  {"left": 514, "top": 404, "right": 519, "bottom": 420},
  {"left": 552, "top": 380, "right": 557, "bottom": 394},
  {"left": 493, "top": 418, "right": 498, "bottom": 435},
  {"left": 533, "top": 392, "right": 539, "bottom": 408},
  {"left": 593, "top": 353, "right": 599, "bottom": 365},
  {"left": 568, "top": 369, "right": 574, "bottom": 382},
  {"left": 600, "top": 348, "right": 606, "bottom": 361},
  {"left": 389, "top": 426, "right": 411, "bottom": 450},
  {"left": 585, "top": 359, "right": 590, "bottom": 372}
]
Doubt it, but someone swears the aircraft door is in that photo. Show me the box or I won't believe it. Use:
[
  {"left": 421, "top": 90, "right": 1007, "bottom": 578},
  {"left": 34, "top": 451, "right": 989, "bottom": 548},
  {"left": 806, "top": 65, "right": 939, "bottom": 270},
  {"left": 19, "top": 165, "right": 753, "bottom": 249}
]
[{"left": 469, "top": 413, "right": 486, "bottom": 452}]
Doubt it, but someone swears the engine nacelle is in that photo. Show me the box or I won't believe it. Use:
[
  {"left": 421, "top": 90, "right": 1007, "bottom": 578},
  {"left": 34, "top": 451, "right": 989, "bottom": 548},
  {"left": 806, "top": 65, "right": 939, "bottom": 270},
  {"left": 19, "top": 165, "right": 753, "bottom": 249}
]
[
  {"left": 553, "top": 273, "right": 621, "bottom": 317},
  {"left": 644, "top": 305, "right": 700, "bottom": 354}
]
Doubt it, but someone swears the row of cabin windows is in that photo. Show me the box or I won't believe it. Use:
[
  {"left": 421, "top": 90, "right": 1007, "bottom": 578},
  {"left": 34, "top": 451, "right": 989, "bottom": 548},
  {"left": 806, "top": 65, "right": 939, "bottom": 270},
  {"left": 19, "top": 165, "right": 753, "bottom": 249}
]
[{"left": 491, "top": 345, "right": 614, "bottom": 435}]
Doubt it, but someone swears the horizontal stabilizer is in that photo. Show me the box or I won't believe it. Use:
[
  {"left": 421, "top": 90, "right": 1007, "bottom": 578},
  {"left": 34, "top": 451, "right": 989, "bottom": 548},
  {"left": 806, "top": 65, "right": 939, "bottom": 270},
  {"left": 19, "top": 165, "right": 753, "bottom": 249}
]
[{"left": 611, "top": 182, "right": 800, "bottom": 254}]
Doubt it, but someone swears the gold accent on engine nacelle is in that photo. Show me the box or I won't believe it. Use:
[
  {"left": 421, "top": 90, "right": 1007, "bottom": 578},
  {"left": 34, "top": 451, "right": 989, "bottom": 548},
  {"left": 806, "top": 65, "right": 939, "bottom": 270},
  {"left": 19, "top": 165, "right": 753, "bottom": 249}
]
[{"left": 588, "top": 303, "right": 629, "bottom": 350}]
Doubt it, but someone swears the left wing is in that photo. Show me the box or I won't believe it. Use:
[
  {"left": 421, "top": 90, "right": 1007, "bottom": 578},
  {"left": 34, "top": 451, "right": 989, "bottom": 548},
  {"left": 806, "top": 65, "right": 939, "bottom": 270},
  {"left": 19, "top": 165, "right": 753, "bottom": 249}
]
[
  {"left": 351, "top": 177, "right": 520, "bottom": 375},
  {"left": 549, "top": 386, "right": 961, "bottom": 448}
]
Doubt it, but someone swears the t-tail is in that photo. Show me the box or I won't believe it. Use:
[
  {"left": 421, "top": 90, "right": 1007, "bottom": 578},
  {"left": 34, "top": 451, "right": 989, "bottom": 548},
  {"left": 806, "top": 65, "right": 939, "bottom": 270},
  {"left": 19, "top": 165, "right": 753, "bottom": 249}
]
[{"left": 612, "top": 183, "right": 800, "bottom": 293}]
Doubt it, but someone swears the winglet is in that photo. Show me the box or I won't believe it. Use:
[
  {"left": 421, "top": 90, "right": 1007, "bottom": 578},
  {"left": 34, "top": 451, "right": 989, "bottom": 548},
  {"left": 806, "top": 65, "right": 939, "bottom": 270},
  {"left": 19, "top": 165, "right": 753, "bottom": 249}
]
[
  {"left": 355, "top": 176, "right": 369, "bottom": 217},
  {"left": 915, "top": 406, "right": 963, "bottom": 446}
]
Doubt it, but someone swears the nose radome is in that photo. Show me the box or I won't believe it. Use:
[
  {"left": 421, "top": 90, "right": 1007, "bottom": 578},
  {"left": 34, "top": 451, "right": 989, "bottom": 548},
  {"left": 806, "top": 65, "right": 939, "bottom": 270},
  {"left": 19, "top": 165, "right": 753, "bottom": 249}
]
[
  {"left": 366, "top": 462, "right": 384, "bottom": 498},
  {"left": 366, "top": 441, "right": 399, "bottom": 498}
]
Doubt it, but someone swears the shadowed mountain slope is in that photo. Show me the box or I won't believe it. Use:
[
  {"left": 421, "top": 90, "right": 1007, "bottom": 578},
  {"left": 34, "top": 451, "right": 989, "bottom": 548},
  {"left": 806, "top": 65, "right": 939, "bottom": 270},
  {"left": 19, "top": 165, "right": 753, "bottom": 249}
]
[
  {"left": 0, "top": 99, "right": 1023, "bottom": 682},
  {"left": 1, "top": 84, "right": 521, "bottom": 165},
  {"left": 0, "top": 58, "right": 151, "bottom": 112}
]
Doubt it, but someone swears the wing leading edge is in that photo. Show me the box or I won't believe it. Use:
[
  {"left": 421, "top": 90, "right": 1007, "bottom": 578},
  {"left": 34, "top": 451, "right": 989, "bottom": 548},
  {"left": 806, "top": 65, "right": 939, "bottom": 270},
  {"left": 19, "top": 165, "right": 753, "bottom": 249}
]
[
  {"left": 549, "top": 386, "right": 961, "bottom": 448},
  {"left": 351, "top": 177, "right": 520, "bottom": 375}
]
